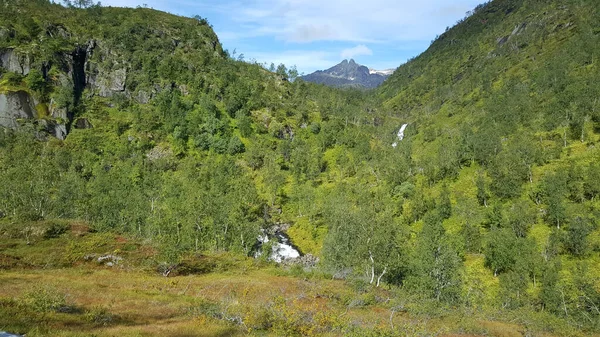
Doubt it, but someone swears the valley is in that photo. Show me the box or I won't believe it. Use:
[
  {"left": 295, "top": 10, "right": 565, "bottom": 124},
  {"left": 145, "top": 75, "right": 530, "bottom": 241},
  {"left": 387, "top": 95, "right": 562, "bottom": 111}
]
[{"left": 0, "top": 0, "right": 599, "bottom": 336}]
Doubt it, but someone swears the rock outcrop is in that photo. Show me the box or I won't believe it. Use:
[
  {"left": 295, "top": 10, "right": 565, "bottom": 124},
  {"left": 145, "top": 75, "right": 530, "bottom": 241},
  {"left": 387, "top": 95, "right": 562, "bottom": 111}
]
[
  {"left": 0, "top": 91, "right": 37, "bottom": 128},
  {"left": 0, "top": 9, "right": 223, "bottom": 139},
  {"left": 0, "top": 49, "right": 31, "bottom": 75}
]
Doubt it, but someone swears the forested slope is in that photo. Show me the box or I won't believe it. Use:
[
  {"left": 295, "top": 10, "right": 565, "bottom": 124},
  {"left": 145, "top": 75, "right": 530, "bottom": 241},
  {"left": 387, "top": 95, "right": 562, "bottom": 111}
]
[
  {"left": 375, "top": 0, "right": 600, "bottom": 330},
  {"left": 0, "top": 0, "right": 386, "bottom": 257},
  {"left": 0, "top": 0, "right": 599, "bottom": 335}
]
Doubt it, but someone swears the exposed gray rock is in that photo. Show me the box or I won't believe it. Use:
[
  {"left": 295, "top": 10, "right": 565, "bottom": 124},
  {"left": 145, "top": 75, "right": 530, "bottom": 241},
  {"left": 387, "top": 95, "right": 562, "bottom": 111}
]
[
  {"left": 136, "top": 90, "right": 151, "bottom": 104},
  {"left": 45, "top": 23, "right": 71, "bottom": 39},
  {"left": 178, "top": 84, "right": 189, "bottom": 96},
  {"left": 52, "top": 122, "right": 67, "bottom": 140},
  {"left": 512, "top": 22, "right": 527, "bottom": 36},
  {"left": 97, "top": 254, "right": 122, "bottom": 266},
  {"left": 497, "top": 36, "right": 509, "bottom": 45},
  {"left": 47, "top": 78, "right": 72, "bottom": 139},
  {"left": 74, "top": 117, "right": 93, "bottom": 129},
  {"left": 282, "top": 253, "right": 320, "bottom": 269},
  {"left": 0, "top": 91, "right": 37, "bottom": 128},
  {"left": 0, "top": 27, "right": 13, "bottom": 40},
  {"left": 110, "top": 68, "right": 127, "bottom": 92},
  {"left": 0, "top": 49, "right": 30, "bottom": 75},
  {"left": 146, "top": 145, "right": 173, "bottom": 161},
  {"left": 301, "top": 59, "right": 392, "bottom": 89},
  {"left": 49, "top": 98, "right": 68, "bottom": 120},
  {"left": 38, "top": 118, "right": 67, "bottom": 140},
  {"left": 93, "top": 64, "right": 127, "bottom": 97}
]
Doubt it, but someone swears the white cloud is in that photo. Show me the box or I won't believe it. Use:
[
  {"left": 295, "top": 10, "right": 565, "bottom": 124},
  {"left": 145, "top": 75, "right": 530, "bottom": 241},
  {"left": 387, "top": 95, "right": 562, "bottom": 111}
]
[
  {"left": 220, "top": 0, "right": 482, "bottom": 43},
  {"left": 288, "top": 24, "right": 339, "bottom": 43},
  {"left": 99, "top": 0, "right": 486, "bottom": 73},
  {"left": 101, "top": 0, "right": 483, "bottom": 44},
  {"left": 341, "top": 45, "right": 373, "bottom": 59}
]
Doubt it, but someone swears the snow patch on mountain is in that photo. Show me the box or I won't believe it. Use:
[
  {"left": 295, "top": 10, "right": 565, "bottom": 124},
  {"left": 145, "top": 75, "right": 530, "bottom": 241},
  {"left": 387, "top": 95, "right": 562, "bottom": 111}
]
[{"left": 369, "top": 68, "right": 395, "bottom": 76}]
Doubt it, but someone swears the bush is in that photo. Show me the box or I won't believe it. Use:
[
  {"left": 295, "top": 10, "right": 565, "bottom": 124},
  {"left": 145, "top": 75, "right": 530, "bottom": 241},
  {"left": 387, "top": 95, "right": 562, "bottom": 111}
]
[
  {"left": 43, "top": 220, "right": 70, "bottom": 239},
  {"left": 189, "top": 298, "right": 222, "bottom": 319},
  {"left": 84, "top": 306, "right": 115, "bottom": 326},
  {"left": 243, "top": 305, "right": 274, "bottom": 331},
  {"left": 24, "top": 69, "right": 46, "bottom": 93},
  {"left": 4, "top": 72, "right": 23, "bottom": 86},
  {"left": 22, "top": 286, "right": 67, "bottom": 313},
  {"left": 175, "top": 255, "right": 218, "bottom": 275},
  {"left": 227, "top": 136, "right": 245, "bottom": 155}
]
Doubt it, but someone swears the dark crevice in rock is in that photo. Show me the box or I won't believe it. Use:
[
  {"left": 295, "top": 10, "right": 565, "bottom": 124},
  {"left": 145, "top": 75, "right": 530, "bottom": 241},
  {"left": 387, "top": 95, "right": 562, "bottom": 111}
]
[{"left": 69, "top": 46, "right": 87, "bottom": 132}]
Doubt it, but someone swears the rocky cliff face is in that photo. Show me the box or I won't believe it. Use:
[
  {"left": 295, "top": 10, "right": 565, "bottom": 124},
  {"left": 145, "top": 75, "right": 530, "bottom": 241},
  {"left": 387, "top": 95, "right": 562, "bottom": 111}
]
[
  {"left": 0, "top": 49, "right": 31, "bottom": 75},
  {"left": 0, "top": 41, "right": 137, "bottom": 138},
  {"left": 0, "top": 3, "right": 224, "bottom": 139},
  {"left": 0, "top": 91, "right": 37, "bottom": 128}
]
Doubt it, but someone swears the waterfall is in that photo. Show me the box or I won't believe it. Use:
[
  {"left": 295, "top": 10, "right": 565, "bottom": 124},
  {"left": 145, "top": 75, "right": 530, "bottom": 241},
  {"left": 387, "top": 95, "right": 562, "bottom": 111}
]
[
  {"left": 256, "top": 230, "right": 300, "bottom": 263},
  {"left": 392, "top": 123, "right": 408, "bottom": 148}
]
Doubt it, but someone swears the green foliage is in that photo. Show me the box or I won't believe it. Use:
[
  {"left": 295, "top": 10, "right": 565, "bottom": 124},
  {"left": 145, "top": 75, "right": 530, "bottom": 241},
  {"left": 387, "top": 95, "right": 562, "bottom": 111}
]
[
  {"left": 408, "top": 211, "right": 462, "bottom": 303},
  {"left": 438, "top": 184, "right": 452, "bottom": 219},
  {"left": 84, "top": 306, "right": 115, "bottom": 326},
  {"left": 540, "top": 258, "right": 562, "bottom": 314},
  {"left": 43, "top": 220, "right": 70, "bottom": 239},
  {"left": 24, "top": 69, "right": 46, "bottom": 94},
  {"left": 4, "top": 72, "right": 23, "bottom": 86},
  {"left": 0, "top": 1, "right": 599, "bottom": 332},
  {"left": 484, "top": 228, "right": 518, "bottom": 275},
  {"left": 227, "top": 135, "right": 245, "bottom": 155},
  {"left": 540, "top": 171, "right": 569, "bottom": 229},
  {"left": 22, "top": 286, "right": 67, "bottom": 314},
  {"left": 475, "top": 171, "right": 489, "bottom": 207},
  {"left": 564, "top": 216, "right": 594, "bottom": 257}
]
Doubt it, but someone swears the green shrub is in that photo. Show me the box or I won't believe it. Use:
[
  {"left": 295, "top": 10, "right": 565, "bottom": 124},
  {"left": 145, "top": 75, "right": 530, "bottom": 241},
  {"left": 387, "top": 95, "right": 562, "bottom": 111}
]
[
  {"left": 84, "top": 306, "right": 115, "bottom": 326},
  {"left": 4, "top": 71, "right": 23, "bottom": 86},
  {"left": 175, "top": 255, "right": 218, "bottom": 275},
  {"left": 189, "top": 298, "right": 222, "bottom": 319},
  {"left": 43, "top": 220, "right": 70, "bottom": 239},
  {"left": 24, "top": 69, "right": 45, "bottom": 93},
  {"left": 228, "top": 136, "right": 245, "bottom": 155},
  {"left": 22, "top": 286, "right": 67, "bottom": 313}
]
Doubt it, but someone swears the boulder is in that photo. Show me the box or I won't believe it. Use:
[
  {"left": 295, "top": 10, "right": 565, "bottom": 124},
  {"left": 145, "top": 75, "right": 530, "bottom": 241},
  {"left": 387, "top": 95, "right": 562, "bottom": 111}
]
[
  {"left": 0, "top": 27, "right": 14, "bottom": 40},
  {"left": 95, "top": 67, "right": 127, "bottom": 97},
  {"left": 74, "top": 117, "right": 93, "bottom": 129},
  {"left": 38, "top": 119, "right": 67, "bottom": 140},
  {"left": 135, "top": 90, "right": 151, "bottom": 104}
]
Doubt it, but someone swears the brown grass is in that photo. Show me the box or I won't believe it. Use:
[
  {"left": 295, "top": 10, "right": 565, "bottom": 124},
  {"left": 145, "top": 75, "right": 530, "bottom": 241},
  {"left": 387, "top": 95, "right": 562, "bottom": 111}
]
[{"left": 0, "top": 226, "right": 586, "bottom": 337}]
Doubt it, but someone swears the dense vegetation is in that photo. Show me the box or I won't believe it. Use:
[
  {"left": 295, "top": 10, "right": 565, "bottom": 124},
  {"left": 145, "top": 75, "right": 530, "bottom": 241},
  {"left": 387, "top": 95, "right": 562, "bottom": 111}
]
[{"left": 0, "top": 0, "right": 599, "bottom": 335}]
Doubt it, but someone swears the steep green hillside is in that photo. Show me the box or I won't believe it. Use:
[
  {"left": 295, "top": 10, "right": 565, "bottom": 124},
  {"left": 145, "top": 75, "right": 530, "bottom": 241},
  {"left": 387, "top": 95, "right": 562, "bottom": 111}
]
[
  {"left": 375, "top": 0, "right": 600, "bottom": 331},
  {"left": 0, "top": 0, "right": 599, "bottom": 335},
  {"left": 0, "top": 0, "right": 385, "bottom": 257}
]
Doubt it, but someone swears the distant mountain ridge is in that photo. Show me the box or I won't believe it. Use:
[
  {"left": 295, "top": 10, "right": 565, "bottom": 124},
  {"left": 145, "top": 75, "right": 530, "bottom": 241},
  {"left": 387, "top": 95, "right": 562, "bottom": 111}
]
[{"left": 300, "top": 59, "right": 394, "bottom": 89}]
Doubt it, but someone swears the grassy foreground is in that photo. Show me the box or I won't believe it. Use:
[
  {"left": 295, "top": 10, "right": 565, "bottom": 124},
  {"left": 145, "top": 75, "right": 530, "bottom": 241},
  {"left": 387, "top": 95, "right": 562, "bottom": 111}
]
[{"left": 0, "top": 221, "right": 592, "bottom": 337}]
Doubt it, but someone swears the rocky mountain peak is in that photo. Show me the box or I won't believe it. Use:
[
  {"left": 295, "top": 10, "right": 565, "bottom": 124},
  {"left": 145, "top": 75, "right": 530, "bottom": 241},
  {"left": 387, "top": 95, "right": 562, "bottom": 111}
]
[{"left": 300, "top": 59, "right": 394, "bottom": 89}]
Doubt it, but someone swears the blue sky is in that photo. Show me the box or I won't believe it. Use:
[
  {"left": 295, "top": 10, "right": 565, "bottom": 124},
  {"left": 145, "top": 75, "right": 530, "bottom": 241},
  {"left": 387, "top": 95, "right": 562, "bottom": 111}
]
[{"left": 100, "top": 0, "right": 485, "bottom": 74}]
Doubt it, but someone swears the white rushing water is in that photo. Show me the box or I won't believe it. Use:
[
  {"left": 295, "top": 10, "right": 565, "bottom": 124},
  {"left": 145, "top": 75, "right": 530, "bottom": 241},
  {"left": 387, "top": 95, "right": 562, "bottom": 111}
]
[
  {"left": 392, "top": 123, "right": 409, "bottom": 148},
  {"left": 0, "top": 332, "right": 23, "bottom": 337},
  {"left": 256, "top": 231, "right": 300, "bottom": 263}
]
